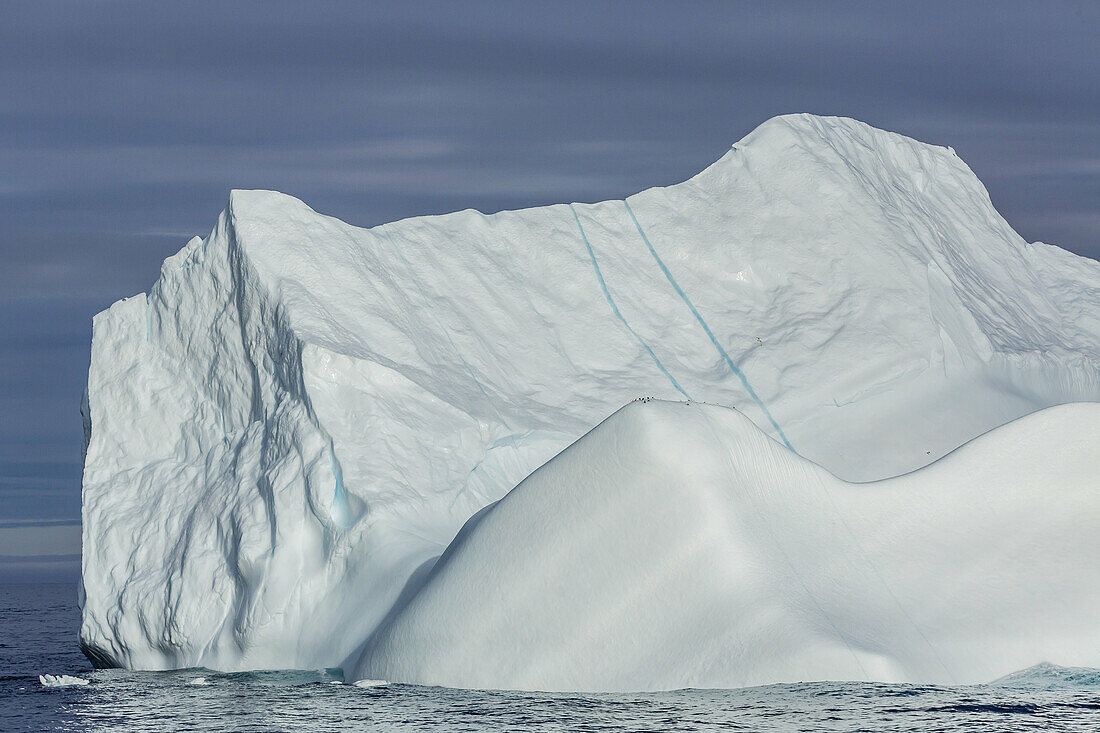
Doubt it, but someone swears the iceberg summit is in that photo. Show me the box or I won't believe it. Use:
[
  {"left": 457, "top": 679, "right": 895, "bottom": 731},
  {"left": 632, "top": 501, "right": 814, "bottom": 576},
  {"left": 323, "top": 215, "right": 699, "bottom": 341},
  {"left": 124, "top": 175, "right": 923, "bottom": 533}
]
[{"left": 80, "top": 114, "right": 1100, "bottom": 690}]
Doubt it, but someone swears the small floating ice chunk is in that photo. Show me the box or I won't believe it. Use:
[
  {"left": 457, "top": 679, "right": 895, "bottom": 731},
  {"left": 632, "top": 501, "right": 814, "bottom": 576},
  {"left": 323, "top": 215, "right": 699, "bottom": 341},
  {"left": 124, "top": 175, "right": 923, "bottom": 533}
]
[
  {"left": 353, "top": 679, "right": 389, "bottom": 688},
  {"left": 189, "top": 677, "right": 209, "bottom": 686},
  {"left": 39, "top": 674, "right": 89, "bottom": 687}
]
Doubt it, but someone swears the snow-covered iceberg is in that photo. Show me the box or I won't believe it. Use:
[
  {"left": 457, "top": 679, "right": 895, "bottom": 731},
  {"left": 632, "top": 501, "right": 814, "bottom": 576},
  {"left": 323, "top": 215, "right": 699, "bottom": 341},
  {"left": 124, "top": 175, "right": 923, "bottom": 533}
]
[
  {"left": 354, "top": 399, "right": 1100, "bottom": 690},
  {"left": 80, "top": 114, "right": 1100, "bottom": 683}
]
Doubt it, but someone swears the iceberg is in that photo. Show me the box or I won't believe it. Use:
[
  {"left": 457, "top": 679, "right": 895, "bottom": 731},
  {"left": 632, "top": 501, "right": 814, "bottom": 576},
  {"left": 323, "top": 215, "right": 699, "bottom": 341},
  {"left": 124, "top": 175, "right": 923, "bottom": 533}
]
[{"left": 80, "top": 114, "right": 1100, "bottom": 686}]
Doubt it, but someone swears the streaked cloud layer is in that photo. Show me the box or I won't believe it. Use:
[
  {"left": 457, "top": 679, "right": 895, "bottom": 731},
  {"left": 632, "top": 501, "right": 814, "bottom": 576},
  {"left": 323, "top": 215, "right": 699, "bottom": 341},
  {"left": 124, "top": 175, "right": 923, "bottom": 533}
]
[{"left": 1, "top": 1, "right": 1097, "bottom": 578}]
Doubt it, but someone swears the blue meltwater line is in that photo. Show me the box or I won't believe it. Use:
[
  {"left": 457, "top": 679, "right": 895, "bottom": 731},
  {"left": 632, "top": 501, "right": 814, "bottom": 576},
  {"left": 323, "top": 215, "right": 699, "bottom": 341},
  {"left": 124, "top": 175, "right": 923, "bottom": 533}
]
[
  {"left": 570, "top": 204, "right": 692, "bottom": 401},
  {"left": 328, "top": 438, "right": 353, "bottom": 528},
  {"left": 622, "top": 200, "right": 794, "bottom": 451}
]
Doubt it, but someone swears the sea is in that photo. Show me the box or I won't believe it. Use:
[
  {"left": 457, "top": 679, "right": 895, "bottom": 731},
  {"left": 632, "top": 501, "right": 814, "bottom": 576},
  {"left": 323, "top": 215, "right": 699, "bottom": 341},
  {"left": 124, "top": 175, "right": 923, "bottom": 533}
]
[{"left": 3, "top": 583, "right": 1099, "bottom": 732}]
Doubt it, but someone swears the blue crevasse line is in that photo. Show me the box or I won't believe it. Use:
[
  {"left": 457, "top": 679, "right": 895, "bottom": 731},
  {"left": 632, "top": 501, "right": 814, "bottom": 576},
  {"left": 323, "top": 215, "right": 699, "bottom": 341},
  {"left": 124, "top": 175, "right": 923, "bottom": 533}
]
[
  {"left": 622, "top": 200, "right": 795, "bottom": 451},
  {"left": 570, "top": 205, "right": 692, "bottom": 401}
]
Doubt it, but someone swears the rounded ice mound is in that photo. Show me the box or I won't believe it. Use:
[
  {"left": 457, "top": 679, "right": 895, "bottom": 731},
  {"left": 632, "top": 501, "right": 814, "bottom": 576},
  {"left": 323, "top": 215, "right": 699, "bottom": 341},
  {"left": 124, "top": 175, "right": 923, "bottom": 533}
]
[{"left": 354, "top": 400, "right": 1100, "bottom": 692}]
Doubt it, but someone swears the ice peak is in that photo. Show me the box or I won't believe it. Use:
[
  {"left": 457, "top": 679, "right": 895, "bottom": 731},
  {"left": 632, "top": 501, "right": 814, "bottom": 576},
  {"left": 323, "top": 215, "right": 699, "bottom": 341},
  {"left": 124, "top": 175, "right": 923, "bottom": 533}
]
[
  {"left": 226, "top": 188, "right": 313, "bottom": 217},
  {"left": 740, "top": 112, "right": 952, "bottom": 154}
]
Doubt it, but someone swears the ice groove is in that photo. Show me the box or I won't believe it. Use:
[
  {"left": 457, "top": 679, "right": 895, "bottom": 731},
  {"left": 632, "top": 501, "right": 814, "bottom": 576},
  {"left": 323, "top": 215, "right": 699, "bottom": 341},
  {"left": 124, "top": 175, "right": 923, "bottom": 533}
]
[
  {"left": 379, "top": 225, "right": 515, "bottom": 434},
  {"left": 328, "top": 438, "right": 352, "bottom": 529}
]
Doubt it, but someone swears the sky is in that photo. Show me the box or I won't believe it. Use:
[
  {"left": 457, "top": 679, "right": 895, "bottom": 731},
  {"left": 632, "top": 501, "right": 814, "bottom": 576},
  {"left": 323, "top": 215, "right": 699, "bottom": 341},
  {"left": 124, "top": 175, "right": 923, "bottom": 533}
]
[{"left": 1, "top": 1, "right": 1097, "bottom": 581}]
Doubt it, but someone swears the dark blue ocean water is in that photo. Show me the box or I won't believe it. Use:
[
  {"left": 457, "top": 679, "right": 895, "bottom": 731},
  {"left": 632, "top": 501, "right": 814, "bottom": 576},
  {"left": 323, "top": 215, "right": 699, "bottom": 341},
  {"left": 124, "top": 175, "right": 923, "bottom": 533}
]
[{"left": 4, "top": 583, "right": 1100, "bottom": 732}]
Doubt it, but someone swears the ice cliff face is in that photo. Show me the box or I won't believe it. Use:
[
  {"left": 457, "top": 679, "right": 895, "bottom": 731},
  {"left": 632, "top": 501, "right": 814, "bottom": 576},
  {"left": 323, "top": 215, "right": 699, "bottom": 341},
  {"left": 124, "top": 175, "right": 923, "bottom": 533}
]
[{"left": 80, "top": 114, "right": 1100, "bottom": 677}]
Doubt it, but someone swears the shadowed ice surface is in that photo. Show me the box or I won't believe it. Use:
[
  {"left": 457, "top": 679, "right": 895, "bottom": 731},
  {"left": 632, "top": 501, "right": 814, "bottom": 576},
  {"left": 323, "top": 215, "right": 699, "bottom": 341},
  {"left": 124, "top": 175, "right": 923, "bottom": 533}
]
[{"left": 5, "top": 584, "right": 1100, "bottom": 732}]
